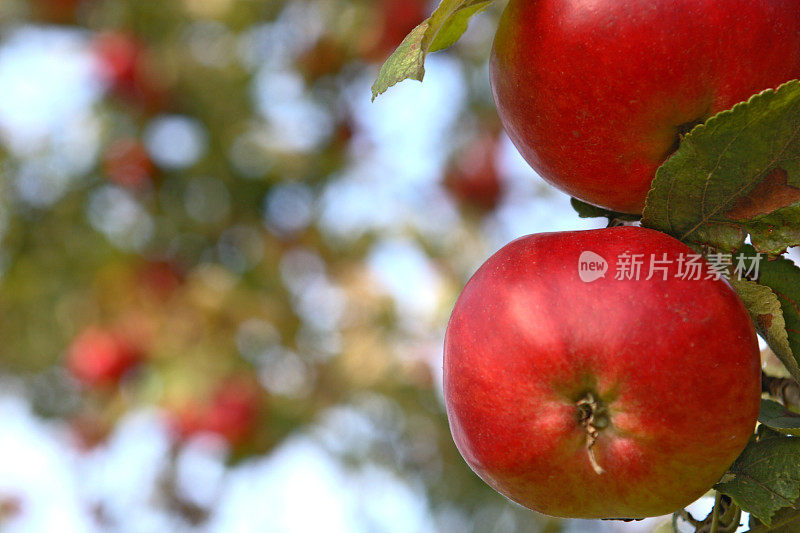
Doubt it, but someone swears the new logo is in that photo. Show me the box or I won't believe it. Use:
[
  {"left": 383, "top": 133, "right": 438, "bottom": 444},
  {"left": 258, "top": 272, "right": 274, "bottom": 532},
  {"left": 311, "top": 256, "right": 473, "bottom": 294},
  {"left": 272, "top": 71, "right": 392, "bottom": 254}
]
[{"left": 578, "top": 251, "right": 608, "bottom": 282}]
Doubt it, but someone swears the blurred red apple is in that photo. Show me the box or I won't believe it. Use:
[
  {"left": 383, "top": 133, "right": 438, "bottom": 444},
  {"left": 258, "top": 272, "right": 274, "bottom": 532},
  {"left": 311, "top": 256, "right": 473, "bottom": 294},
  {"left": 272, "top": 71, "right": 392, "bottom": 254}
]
[
  {"left": 66, "top": 327, "right": 143, "bottom": 387},
  {"left": 170, "top": 377, "right": 263, "bottom": 447},
  {"left": 103, "top": 139, "right": 153, "bottom": 189},
  {"left": 92, "top": 31, "right": 166, "bottom": 112},
  {"left": 296, "top": 36, "right": 348, "bottom": 83},
  {"left": 444, "top": 134, "right": 503, "bottom": 212},
  {"left": 136, "top": 259, "right": 184, "bottom": 299},
  {"left": 360, "top": 0, "right": 428, "bottom": 61}
]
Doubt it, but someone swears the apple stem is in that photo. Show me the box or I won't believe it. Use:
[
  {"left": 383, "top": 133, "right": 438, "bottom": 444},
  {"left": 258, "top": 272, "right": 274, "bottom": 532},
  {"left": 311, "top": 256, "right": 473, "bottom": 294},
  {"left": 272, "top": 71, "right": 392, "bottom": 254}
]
[
  {"left": 576, "top": 392, "right": 606, "bottom": 475},
  {"left": 586, "top": 443, "right": 604, "bottom": 476}
]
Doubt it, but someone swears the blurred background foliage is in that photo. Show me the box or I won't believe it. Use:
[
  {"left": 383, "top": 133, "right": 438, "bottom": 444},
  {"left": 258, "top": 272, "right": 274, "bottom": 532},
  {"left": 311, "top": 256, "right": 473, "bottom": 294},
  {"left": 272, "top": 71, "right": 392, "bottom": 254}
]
[{"left": 0, "top": 0, "right": 640, "bottom": 531}]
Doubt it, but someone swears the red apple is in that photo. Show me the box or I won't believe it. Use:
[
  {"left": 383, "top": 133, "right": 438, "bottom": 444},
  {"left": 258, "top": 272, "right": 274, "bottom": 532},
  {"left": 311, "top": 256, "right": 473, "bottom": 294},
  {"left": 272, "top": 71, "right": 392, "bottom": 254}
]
[
  {"left": 170, "top": 377, "right": 263, "bottom": 447},
  {"left": 444, "top": 226, "right": 761, "bottom": 518},
  {"left": 444, "top": 134, "right": 503, "bottom": 212},
  {"left": 66, "top": 327, "right": 142, "bottom": 387},
  {"left": 93, "top": 32, "right": 141, "bottom": 88},
  {"left": 92, "top": 32, "right": 166, "bottom": 112},
  {"left": 490, "top": 0, "right": 800, "bottom": 214}
]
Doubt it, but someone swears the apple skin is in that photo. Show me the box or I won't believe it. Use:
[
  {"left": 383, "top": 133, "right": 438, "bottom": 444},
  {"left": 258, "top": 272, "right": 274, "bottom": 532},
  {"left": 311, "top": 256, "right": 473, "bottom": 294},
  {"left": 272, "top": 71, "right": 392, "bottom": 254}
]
[
  {"left": 444, "top": 226, "right": 761, "bottom": 519},
  {"left": 490, "top": 0, "right": 800, "bottom": 214}
]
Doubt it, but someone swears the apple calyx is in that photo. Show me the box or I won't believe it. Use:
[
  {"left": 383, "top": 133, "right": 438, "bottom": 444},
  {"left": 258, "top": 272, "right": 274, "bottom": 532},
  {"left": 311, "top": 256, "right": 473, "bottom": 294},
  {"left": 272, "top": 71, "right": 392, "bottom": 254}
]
[{"left": 576, "top": 392, "right": 608, "bottom": 475}]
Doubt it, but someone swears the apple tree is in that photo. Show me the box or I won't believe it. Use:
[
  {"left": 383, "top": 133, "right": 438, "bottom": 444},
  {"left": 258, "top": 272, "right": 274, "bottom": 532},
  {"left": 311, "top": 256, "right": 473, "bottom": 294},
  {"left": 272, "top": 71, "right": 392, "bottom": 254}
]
[
  {"left": 1, "top": 0, "right": 798, "bottom": 531},
  {"left": 375, "top": 0, "right": 800, "bottom": 531}
]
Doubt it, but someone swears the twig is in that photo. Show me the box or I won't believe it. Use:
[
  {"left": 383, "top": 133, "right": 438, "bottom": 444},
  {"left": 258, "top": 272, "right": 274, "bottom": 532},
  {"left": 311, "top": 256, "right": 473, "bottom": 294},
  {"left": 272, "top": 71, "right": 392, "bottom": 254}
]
[
  {"left": 762, "top": 372, "right": 800, "bottom": 409},
  {"left": 709, "top": 492, "right": 722, "bottom": 533},
  {"left": 674, "top": 495, "right": 741, "bottom": 533}
]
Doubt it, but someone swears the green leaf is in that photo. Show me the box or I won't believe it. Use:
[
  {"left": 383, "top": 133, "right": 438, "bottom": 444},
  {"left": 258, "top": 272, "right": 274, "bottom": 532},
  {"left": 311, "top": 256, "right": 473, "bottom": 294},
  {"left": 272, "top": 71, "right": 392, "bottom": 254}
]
[
  {"left": 759, "top": 399, "right": 800, "bottom": 435},
  {"left": 729, "top": 277, "right": 800, "bottom": 383},
  {"left": 370, "top": 23, "right": 429, "bottom": 99},
  {"left": 758, "top": 253, "right": 800, "bottom": 372},
  {"left": 371, "top": 0, "right": 494, "bottom": 100},
  {"left": 569, "top": 198, "right": 641, "bottom": 224},
  {"left": 642, "top": 80, "right": 800, "bottom": 254},
  {"left": 747, "top": 500, "right": 800, "bottom": 532},
  {"left": 715, "top": 432, "right": 800, "bottom": 526}
]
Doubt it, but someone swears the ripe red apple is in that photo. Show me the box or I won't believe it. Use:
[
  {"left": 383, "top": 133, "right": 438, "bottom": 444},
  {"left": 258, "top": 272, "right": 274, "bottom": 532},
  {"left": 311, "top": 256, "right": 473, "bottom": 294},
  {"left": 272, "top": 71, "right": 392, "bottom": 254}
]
[
  {"left": 66, "top": 327, "right": 142, "bottom": 387},
  {"left": 444, "top": 226, "right": 761, "bottom": 518},
  {"left": 490, "top": 0, "right": 800, "bottom": 213}
]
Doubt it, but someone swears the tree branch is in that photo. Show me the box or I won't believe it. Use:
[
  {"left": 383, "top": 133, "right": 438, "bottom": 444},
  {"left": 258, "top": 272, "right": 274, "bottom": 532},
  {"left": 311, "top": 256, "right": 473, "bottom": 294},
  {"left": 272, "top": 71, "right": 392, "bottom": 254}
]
[{"left": 762, "top": 372, "right": 800, "bottom": 409}]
